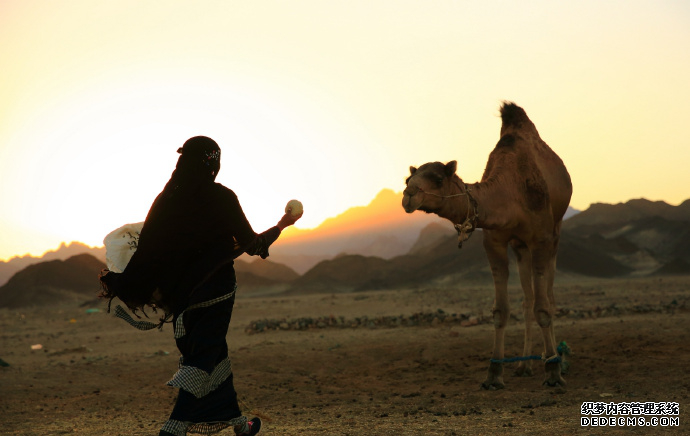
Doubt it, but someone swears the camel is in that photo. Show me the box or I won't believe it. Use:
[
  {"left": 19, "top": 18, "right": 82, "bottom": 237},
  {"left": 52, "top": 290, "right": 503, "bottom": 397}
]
[{"left": 402, "top": 102, "right": 572, "bottom": 389}]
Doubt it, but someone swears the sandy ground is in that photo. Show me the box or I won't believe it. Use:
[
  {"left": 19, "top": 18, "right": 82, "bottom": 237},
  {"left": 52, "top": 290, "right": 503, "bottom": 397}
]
[{"left": 1, "top": 276, "right": 688, "bottom": 435}]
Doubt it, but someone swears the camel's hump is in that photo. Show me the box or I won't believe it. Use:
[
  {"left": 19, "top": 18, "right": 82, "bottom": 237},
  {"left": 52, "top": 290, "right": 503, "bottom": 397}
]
[{"left": 500, "top": 102, "right": 530, "bottom": 128}]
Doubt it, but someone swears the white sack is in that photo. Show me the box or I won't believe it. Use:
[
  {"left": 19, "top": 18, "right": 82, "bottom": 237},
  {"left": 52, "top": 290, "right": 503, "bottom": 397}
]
[{"left": 103, "top": 222, "right": 144, "bottom": 273}]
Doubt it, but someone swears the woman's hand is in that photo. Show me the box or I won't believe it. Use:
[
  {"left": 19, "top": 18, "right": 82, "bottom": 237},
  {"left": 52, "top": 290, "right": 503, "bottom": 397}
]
[{"left": 277, "top": 211, "right": 302, "bottom": 230}]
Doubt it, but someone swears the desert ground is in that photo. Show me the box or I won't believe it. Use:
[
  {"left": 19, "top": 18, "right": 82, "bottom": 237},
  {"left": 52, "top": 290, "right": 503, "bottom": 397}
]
[{"left": 1, "top": 275, "right": 688, "bottom": 435}]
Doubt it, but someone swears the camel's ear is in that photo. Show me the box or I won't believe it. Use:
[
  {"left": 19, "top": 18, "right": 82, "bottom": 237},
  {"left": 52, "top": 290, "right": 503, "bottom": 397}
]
[
  {"left": 444, "top": 161, "right": 457, "bottom": 176},
  {"left": 409, "top": 166, "right": 417, "bottom": 175}
]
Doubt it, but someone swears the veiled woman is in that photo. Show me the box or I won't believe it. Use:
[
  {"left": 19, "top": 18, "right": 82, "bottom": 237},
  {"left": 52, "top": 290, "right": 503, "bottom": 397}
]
[{"left": 99, "top": 136, "right": 301, "bottom": 436}]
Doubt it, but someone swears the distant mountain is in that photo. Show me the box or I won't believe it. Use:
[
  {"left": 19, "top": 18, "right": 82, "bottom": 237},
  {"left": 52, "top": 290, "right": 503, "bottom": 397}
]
[
  {"left": 0, "top": 191, "right": 577, "bottom": 282},
  {"left": 270, "top": 193, "right": 577, "bottom": 274},
  {"left": 233, "top": 258, "right": 300, "bottom": 294},
  {"left": 0, "top": 242, "right": 105, "bottom": 287},
  {"left": 408, "top": 222, "right": 457, "bottom": 256},
  {"left": 284, "top": 197, "right": 690, "bottom": 293},
  {"left": 563, "top": 198, "right": 690, "bottom": 234},
  {"left": 285, "top": 227, "right": 490, "bottom": 294},
  {"left": 563, "top": 206, "right": 580, "bottom": 220},
  {"left": 0, "top": 254, "right": 105, "bottom": 309},
  {"left": 557, "top": 233, "right": 633, "bottom": 277},
  {"left": 3, "top": 197, "right": 686, "bottom": 302},
  {"left": 268, "top": 189, "right": 445, "bottom": 273},
  {"left": 0, "top": 252, "right": 301, "bottom": 306},
  {"left": 288, "top": 254, "right": 395, "bottom": 293},
  {"left": 563, "top": 198, "right": 690, "bottom": 275},
  {"left": 234, "top": 258, "right": 299, "bottom": 283}
]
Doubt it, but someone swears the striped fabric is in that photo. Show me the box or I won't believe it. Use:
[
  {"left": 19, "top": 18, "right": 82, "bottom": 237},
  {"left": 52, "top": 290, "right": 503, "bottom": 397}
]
[
  {"left": 114, "top": 305, "right": 159, "bottom": 331},
  {"left": 161, "top": 415, "right": 248, "bottom": 435},
  {"left": 174, "top": 286, "right": 237, "bottom": 339},
  {"left": 112, "top": 285, "right": 237, "bottom": 336},
  {"left": 167, "top": 357, "right": 233, "bottom": 399},
  {"left": 186, "top": 416, "right": 247, "bottom": 435},
  {"left": 160, "top": 419, "right": 189, "bottom": 435}
]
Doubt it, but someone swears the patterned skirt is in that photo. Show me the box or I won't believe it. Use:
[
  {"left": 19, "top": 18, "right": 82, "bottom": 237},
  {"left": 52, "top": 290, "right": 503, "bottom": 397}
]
[{"left": 160, "top": 280, "right": 246, "bottom": 436}]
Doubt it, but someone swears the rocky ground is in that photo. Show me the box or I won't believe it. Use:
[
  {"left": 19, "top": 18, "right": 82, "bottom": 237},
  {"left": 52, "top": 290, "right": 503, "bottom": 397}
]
[{"left": 1, "top": 276, "right": 688, "bottom": 435}]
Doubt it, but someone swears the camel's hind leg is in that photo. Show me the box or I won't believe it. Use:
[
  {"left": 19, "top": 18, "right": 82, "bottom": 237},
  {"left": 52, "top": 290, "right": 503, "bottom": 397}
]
[
  {"left": 546, "top": 222, "right": 567, "bottom": 375},
  {"left": 532, "top": 237, "right": 566, "bottom": 388},
  {"left": 510, "top": 240, "right": 535, "bottom": 377},
  {"left": 481, "top": 231, "right": 510, "bottom": 390}
]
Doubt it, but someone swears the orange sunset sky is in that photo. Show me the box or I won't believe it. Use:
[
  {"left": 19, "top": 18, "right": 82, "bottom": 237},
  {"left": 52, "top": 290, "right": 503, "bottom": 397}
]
[{"left": 1, "top": 1, "right": 689, "bottom": 261}]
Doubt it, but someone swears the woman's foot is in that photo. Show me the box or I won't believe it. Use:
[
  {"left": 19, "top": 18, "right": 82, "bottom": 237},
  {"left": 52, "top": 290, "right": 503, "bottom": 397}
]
[{"left": 235, "top": 417, "right": 261, "bottom": 435}]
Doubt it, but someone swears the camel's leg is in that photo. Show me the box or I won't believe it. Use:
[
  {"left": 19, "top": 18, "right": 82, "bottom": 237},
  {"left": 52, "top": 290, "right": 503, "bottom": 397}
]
[
  {"left": 481, "top": 232, "right": 510, "bottom": 390},
  {"left": 546, "top": 223, "right": 566, "bottom": 374},
  {"left": 510, "top": 240, "right": 534, "bottom": 377},
  {"left": 531, "top": 240, "right": 565, "bottom": 387}
]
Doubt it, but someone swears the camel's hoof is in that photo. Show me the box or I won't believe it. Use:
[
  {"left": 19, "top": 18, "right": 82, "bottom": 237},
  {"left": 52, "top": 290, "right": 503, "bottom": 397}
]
[
  {"left": 481, "top": 379, "right": 505, "bottom": 390},
  {"left": 482, "top": 362, "right": 505, "bottom": 390},
  {"left": 542, "top": 376, "right": 566, "bottom": 387},
  {"left": 543, "top": 361, "right": 565, "bottom": 387},
  {"left": 513, "top": 365, "right": 533, "bottom": 377},
  {"left": 542, "top": 377, "right": 566, "bottom": 393}
]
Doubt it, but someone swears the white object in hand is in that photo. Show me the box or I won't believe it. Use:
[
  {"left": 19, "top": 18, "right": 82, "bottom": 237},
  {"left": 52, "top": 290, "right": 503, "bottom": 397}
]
[
  {"left": 285, "top": 199, "right": 303, "bottom": 217},
  {"left": 103, "top": 222, "right": 144, "bottom": 273}
]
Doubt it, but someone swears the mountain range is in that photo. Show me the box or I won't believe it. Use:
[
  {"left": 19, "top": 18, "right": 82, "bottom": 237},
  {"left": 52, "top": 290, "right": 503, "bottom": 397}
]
[
  {"left": 0, "top": 189, "right": 439, "bottom": 286},
  {"left": 282, "top": 198, "right": 690, "bottom": 294},
  {"left": 0, "top": 242, "right": 106, "bottom": 288},
  {"left": 1, "top": 191, "right": 688, "bottom": 308},
  {"left": 0, "top": 254, "right": 106, "bottom": 309}
]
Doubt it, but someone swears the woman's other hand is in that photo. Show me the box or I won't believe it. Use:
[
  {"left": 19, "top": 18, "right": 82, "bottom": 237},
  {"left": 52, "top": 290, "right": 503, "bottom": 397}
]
[{"left": 277, "top": 212, "right": 302, "bottom": 230}]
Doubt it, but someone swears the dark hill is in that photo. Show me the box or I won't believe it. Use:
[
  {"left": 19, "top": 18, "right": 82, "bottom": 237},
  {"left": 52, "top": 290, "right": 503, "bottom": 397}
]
[
  {"left": 285, "top": 228, "right": 491, "bottom": 293},
  {"left": 0, "top": 254, "right": 105, "bottom": 308},
  {"left": 0, "top": 242, "right": 105, "bottom": 287},
  {"left": 563, "top": 198, "right": 690, "bottom": 235},
  {"left": 234, "top": 258, "right": 299, "bottom": 283},
  {"left": 407, "top": 222, "right": 456, "bottom": 256},
  {"left": 234, "top": 259, "right": 300, "bottom": 293},
  {"left": 560, "top": 198, "right": 690, "bottom": 276},
  {"left": 556, "top": 233, "right": 633, "bottom": 277},
  {"left": 288, "top": 255, "right": 395, "bottom": 293},
  {"left": 652, "top": 258, "right": 690, "bottom": 276}
]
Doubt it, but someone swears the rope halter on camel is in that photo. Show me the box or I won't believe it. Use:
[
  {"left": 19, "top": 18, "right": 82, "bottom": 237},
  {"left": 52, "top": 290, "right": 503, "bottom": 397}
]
[{"left": 417, "top": 180, "right": 478, "bottom": 248}]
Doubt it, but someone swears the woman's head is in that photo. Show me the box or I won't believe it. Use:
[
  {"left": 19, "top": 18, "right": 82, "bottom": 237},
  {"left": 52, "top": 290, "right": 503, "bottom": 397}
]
[{"left": 176, "top": 136, "right": 221, "bottom": 181}]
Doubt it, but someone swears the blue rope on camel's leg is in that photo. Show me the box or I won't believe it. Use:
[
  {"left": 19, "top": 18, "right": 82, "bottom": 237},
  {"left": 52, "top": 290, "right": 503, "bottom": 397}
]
[
  {"left": 491, "top": 340, "right": 572, "bottom": 365},
  {"left": 490, "top": 355, "right": 542, "bottom": 364}
]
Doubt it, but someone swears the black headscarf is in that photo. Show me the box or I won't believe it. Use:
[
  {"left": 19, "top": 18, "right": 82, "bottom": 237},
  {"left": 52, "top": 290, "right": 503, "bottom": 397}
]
[
  {"left": 99, "top": 136, "right": 235, "bottom": 317},
  {"left": 174, "top": 136, "right": 221, "bottom": 183}
]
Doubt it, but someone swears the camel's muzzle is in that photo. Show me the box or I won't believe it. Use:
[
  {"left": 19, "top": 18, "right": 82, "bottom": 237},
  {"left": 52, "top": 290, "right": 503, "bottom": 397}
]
[{"left": 402, "top": 191, "right": 421, "bottom": 213}]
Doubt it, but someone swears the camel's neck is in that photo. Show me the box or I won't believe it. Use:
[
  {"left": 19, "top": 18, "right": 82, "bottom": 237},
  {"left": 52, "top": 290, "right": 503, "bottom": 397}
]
[
  {"left": 436, "top": 178, "right": 504, "bottom": 230},
  {"left": 469, "top": 183, "right": 507, "bottom": 229}
]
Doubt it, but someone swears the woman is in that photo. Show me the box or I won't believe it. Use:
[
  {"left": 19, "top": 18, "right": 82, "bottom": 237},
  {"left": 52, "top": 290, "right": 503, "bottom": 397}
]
[{"left": 99, "top": 136, "right": 301, "bottom": 436}]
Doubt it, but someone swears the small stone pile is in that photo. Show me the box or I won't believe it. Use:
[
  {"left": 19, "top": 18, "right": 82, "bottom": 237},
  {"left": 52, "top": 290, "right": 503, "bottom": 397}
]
[
  {"left": 245, "top": 299, "right": 688, "bottom": 334},
  {"left": 555, "top": 299, "right": 687, "bottom": 319},
  {"left": 245, "top": 309, "right": 491, "bottom": 334}
]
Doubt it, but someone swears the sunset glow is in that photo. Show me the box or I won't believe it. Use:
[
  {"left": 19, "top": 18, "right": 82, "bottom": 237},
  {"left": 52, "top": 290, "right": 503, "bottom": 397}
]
[{"left": 1, "top": 1, "right": 689, "bottom": 261}]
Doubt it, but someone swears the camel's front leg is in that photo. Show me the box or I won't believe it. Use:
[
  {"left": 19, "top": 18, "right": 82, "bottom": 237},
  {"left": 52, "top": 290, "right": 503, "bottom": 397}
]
[
  {"left": 532, "top": 243, "right": 565, "bottom": 387},
  {"left": 481, "top": 233, "right": 510, "bottom": 390},
  {"left": 511, "top": 240, "right": 535, "bottom": 377}
]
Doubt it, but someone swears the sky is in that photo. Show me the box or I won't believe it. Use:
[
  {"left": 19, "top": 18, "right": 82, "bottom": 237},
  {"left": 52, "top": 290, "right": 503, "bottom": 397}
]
[{"left": 1, "top": 1, "right": 689, "bottom": 261}]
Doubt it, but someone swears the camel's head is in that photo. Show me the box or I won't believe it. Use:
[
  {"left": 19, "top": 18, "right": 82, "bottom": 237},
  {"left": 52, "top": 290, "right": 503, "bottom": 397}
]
[{"left": 402, "top": 160, "right": 458, "bottom": 214}]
